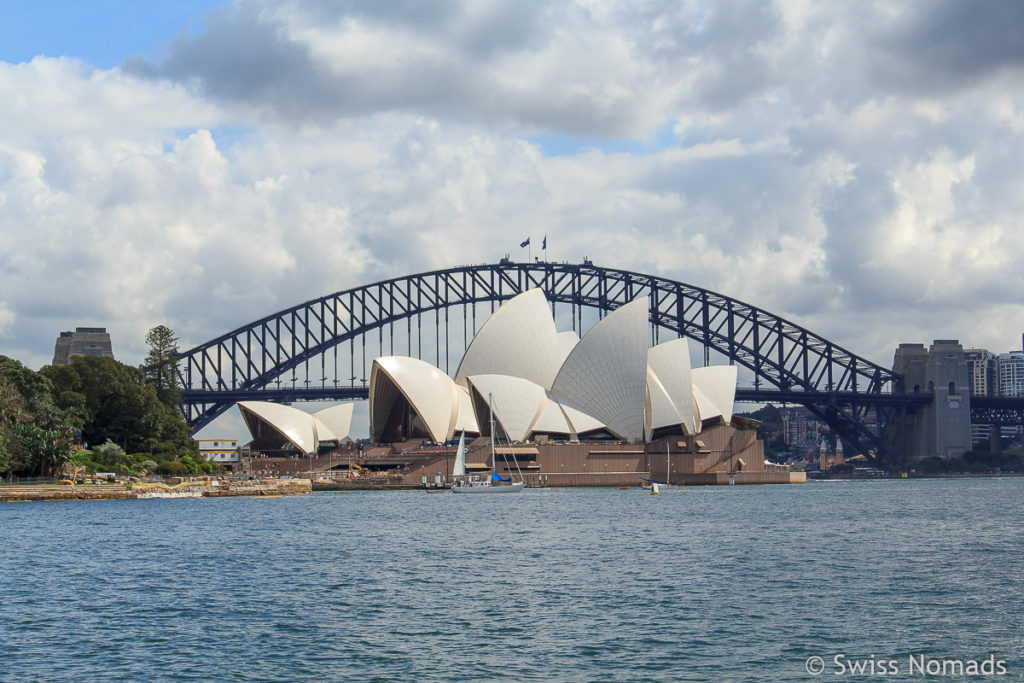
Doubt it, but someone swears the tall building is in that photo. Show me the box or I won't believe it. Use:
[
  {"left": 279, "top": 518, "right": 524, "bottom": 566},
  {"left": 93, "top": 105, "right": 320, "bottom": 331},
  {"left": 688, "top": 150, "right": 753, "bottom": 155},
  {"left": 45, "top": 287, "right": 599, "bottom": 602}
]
[
  {"left": 779, "top": 406, "right": 822, "bottom": 453},
  {"left": 52, "top": 327, "right": 115, "bottom": 365},
  {"left": 998, "top": 351, "right": 1024, "bottom": 398},
  {"left": 964, "top": 349, "right": 997, "bottom": 397}
]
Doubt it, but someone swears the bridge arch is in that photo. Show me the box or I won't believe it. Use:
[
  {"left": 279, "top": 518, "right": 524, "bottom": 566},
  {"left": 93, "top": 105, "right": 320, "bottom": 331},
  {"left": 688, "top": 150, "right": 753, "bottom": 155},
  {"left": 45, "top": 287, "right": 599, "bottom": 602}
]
[{"left": 179, "top": 260, "right": 904, "bottom": 460}]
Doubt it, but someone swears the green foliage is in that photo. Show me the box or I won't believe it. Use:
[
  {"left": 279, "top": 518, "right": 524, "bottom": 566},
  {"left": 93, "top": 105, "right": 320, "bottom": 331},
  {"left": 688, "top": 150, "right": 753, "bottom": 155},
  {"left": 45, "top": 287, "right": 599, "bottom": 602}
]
[
  {"left": 0, "top": 356, "right": 78, "bottom": 476},
  {"left": 745, "top": 404, "right": 782, "bottom": 423},
  {"left": 736, "top": 403, "right": 786, "bottom": 455},
  {"left": 915, "top": 452, "right": 1024, "bottom": 474},
  {"left": 156, "top": 461, "right": 188, "bottom": 476},
  {"left": 1, "top": 352, "right": 202, "bottom": 479},
  {"left": 94, "top": 439, "right": 128, "bottom": 470},
  {"left": 143, "top": 325, "right": 181, "bottom": 408},
  {"left": 68, "top": 450, "right": 105, "bottom": 473},
  {"left": 178, "top": 454, "right": 200, "bottom": 474},
  {"left": 964, "top": 450, "right": 1024, "bottom": 472},
  {"left": 41, "top": 355, "right": 196, "bottom": 457}
]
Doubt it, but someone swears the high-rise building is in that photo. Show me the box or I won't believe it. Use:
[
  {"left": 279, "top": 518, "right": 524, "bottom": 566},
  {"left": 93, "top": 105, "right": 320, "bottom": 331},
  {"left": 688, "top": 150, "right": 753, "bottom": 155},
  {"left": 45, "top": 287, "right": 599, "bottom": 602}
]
[
  {"left": 964, "top": 349, "right": 997, "bottom": 397},
  {"left": 998, "top": 351, "right": 1024, "bottom": 398},
  {"left": 52, "top": 327, "right": 115, "bottom": 365}
]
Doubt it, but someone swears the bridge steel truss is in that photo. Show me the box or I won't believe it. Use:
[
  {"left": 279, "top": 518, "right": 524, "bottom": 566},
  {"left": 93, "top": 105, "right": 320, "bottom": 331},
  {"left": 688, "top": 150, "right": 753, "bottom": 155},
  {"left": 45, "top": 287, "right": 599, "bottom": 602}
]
[{"left": 179, "top": 261, "right": 913, "bottom": 463}]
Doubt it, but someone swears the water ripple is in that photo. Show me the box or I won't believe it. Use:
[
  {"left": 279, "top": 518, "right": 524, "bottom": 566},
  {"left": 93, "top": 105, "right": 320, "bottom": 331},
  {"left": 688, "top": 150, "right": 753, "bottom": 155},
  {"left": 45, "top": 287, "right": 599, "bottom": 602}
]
[{"left": 2, "top": 480, "right": 1023, "bottom": 680}]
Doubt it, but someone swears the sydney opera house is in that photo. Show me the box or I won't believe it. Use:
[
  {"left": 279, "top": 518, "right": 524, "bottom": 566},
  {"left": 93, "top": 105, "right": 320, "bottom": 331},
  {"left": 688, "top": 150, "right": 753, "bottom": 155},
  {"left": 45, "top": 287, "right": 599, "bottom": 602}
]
[{"left": 238, "top": 290, "right": 804, "bottom": 485}]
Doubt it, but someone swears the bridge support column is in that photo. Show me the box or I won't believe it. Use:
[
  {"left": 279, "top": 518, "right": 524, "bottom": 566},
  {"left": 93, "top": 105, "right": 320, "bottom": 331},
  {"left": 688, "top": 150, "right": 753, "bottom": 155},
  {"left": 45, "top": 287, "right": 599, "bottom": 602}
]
[
  {"left": 990, "top": 423, "right": 1003, "bottom": 455},
  {"left": 891, "top": 340, "right": 972, "bottom": 461}
]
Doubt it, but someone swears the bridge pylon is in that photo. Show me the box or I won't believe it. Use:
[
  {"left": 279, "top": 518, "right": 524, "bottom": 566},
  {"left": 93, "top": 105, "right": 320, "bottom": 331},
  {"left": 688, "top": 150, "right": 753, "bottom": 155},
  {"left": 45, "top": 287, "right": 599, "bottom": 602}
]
[{"left": 889, "top": 340, "right": 972, "bottom": 462}]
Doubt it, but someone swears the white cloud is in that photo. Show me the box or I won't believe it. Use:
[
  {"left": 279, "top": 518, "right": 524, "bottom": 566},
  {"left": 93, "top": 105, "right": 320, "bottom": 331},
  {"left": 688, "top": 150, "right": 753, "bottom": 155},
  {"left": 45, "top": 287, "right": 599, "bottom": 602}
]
[{"left": 3, "top": 1, "right": 1024, "bottom": 442}]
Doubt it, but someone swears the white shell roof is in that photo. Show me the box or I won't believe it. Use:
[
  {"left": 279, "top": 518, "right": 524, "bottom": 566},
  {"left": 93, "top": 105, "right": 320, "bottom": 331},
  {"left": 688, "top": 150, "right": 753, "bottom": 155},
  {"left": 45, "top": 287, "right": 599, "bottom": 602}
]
[
  {"left": 556, "top": 331, "right": 580, "bottom": 362},
  {"left": 691, "top": 383, "right": 719, "bottom": 423},
  {"left": 467, "top": 374, "right": 548, "bottom": 442},
  {"left": 692, "top": 365, "right": 738, "bottom": 424},
  {"left": 646, "top": 367, "right": 681, "bottom": 437},
  {"left": 531, "top": 396, "right": 575, "bottom": 435},
  {"left": 370, "top": 356, "right": 459, "bottom": 443},
  {"left": 238, "top": 401, "right": 332, "bottom": 454},
  {"left": 454, "top": 384, "right": 480, "bottom": 434},
  {"left": 556, "top": 399, "right": 607, "bottom": 437},
  {"left": 454, "top": 289, "right": 566, "bottom": 390},
  {"left": 313, "top": 403, "right": 355, "bottom": 442},
  {"left": 647, "top": 338, "right": 697, "bottom": 435},
  {"left": 550, "top": 297, "right": 650, "bottom": 442}
]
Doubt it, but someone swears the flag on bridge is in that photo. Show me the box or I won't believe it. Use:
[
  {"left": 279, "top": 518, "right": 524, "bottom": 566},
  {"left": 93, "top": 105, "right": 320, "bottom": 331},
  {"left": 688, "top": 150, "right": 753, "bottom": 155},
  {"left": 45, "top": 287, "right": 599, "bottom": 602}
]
[
  {"left": 520, "top": 237, "right": 530, "bottom": 248},
  {"left": 542, "top": 235, "right": 546, "bottom": 250}
]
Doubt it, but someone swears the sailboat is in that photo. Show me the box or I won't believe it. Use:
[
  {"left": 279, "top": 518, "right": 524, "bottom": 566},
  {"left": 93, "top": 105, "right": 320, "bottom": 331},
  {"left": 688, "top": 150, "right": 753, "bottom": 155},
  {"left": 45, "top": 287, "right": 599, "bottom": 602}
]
[
  {"left": 451, "top": 394, "right": 525, "bottom": 494},
  {"left": 641, "top": 443, "right": 673, "bottom": 491}
]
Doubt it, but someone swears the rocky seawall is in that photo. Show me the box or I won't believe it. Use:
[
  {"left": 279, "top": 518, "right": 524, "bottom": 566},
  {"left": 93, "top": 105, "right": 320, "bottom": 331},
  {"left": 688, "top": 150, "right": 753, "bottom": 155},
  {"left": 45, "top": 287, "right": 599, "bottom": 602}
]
[{"left": 0, "top": 478, "right": 312, "bottom": 502}]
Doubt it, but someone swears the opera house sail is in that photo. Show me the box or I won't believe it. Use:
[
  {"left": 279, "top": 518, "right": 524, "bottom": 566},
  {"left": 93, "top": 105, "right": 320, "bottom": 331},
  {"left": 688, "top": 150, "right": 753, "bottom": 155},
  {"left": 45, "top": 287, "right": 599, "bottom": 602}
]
[{"left": 366, "top": 288, "right": 742, "bottom": 448}]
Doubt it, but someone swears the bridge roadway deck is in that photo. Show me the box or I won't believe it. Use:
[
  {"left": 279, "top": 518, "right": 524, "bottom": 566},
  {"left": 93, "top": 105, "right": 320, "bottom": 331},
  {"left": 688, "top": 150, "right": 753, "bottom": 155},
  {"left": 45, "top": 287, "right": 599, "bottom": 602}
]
[{"left": 182, "top": 386, "right": 935, "bottom": 407}]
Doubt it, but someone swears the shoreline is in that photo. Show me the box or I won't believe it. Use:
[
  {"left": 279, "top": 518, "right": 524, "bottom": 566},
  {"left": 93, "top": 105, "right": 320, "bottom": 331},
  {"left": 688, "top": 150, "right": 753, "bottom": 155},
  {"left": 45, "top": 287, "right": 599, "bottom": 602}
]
[
  {"left": 5, "top": 472, "right": 1020, "bottom": 502},
  {"left": 0, "top": 478, "right": 311, "bottom": 502}
]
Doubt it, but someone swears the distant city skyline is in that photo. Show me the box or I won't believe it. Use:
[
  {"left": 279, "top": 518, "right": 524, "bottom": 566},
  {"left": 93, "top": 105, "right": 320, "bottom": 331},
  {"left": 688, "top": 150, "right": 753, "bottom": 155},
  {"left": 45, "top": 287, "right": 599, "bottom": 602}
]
[{"left": 4, "top": 1, "right": 1024, "bottom": 440}]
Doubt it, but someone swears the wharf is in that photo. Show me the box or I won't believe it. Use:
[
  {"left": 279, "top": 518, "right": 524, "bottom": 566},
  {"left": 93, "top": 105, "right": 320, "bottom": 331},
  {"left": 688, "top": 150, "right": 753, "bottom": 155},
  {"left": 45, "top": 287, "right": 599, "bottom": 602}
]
[{"left": 313, "top": 479, "right": 430, "bottom": 491}]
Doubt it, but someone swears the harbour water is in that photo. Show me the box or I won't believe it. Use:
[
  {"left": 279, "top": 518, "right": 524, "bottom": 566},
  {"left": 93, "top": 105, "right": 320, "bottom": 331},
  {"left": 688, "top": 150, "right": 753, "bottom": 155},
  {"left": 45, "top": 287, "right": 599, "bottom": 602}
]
[{"left": 2, "top": 478, "right": 1022, "bottom": 681}]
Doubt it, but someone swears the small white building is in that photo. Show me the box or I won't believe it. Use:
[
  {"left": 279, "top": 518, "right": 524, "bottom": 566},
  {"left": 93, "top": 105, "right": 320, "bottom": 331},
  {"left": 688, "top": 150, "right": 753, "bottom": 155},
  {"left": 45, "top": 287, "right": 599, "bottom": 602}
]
[{"left": 196, "top": 438, "right": 239, "bottom": 463}]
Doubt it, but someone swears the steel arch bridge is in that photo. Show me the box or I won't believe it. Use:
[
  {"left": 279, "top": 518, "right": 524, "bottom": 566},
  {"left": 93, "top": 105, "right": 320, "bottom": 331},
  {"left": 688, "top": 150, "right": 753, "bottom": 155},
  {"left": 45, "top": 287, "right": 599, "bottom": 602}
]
[{"left": 178, "top": 259, "right": 924, "bottom": 464}]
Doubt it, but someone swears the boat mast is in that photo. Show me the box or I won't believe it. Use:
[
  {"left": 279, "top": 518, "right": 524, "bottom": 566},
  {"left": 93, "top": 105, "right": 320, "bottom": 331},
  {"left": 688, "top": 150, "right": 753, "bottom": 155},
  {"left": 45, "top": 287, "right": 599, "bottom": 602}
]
[
  {"left": 489, "top": 392, "right": 495, "bottom": 468},
  {"left": 488, "top": 393, "right": 525, "bottom": 484}
]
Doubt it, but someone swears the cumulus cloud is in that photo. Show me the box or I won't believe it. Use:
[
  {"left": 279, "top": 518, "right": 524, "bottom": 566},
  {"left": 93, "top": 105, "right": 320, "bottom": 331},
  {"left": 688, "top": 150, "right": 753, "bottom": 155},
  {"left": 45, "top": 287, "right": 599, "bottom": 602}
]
[{"left": 3, "top": 0, "right": 1024, "bottom": 423}]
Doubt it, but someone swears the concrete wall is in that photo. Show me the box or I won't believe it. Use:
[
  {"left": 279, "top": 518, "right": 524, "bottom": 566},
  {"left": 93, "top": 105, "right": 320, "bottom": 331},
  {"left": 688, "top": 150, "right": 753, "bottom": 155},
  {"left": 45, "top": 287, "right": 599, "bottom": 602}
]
[{"left": 380, "top": 421, "right": 776, "bottom": 486}]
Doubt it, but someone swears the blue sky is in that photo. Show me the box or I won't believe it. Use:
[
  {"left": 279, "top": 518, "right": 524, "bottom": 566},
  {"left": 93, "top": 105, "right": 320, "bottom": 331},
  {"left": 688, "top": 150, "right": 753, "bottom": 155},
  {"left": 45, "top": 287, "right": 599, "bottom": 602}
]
[
  {"left": 530, "top": 121, "right": 680, "bottom": 158},
  {"left": 0, "top": 1, "right": 225, "bottom": 68},
  {"left": 0, "top": 0, "right": 678, "bottom": 158}
]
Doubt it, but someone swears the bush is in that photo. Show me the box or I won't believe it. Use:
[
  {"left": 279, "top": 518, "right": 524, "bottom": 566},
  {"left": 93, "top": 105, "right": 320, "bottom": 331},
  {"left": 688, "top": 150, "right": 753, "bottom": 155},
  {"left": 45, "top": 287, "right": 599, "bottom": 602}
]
[
  {"left": 93, "top": 440, "right": 127, "bottom": 469},
  {"left": 915, "top": 456, "right": 952, "bottom": 474},
  {"left": 178, "top": 454, "right": 200, "bottom": 474},
  {"left": 156, "top": 461, "right": 188, "bottom": 476}
]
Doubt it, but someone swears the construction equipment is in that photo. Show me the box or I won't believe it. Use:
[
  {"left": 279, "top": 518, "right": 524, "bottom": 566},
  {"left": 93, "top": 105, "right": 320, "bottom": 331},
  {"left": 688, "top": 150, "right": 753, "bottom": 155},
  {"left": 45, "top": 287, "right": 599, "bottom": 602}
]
[{"left": 59, "top": 465, "right": 87, "bottom": 486}]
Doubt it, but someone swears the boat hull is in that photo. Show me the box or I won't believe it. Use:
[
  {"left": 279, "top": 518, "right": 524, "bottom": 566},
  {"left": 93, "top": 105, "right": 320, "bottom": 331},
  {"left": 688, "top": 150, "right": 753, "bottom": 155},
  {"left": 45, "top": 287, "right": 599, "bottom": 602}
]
[{"left": 451, "top": 482, "right": 525, "bottom": 494}]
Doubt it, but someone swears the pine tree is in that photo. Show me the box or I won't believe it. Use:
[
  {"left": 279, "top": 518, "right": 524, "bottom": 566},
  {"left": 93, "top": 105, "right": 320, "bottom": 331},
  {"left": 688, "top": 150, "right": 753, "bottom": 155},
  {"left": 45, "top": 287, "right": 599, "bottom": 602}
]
[{"left": 144, "top": 325, "right": 181, "bottom": 407}]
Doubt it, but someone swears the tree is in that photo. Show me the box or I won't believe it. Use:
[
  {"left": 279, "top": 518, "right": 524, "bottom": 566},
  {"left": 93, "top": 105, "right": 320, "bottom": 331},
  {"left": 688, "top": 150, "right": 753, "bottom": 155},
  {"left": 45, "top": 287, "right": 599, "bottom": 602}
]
[
  {"left": 144, "top": 325, "right": 181, "bottom": 408},
  {"left": 42, "top": 356, "right": 196, "bottom": 457},
  {"left": 0, "top": 356, "right": 78, "bottom": 476}
]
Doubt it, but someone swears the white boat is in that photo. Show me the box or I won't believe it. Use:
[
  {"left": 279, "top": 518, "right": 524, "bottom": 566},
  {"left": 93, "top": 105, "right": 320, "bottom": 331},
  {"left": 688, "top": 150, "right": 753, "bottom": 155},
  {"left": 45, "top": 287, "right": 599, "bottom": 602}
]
[
  {"left": 642, "top": 444, "right": 673, "bottom": 492},
  {"left": 451, "top": 395, "right": 525, "bottom": 494}
]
